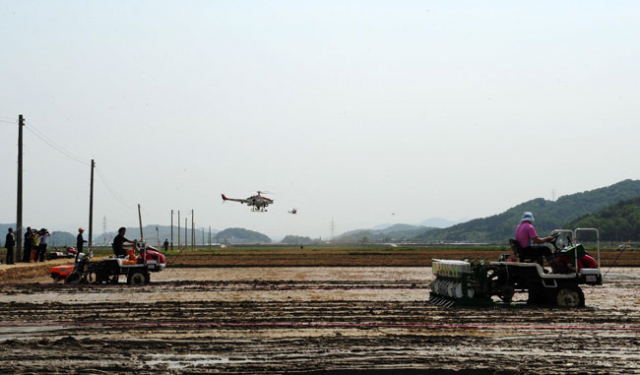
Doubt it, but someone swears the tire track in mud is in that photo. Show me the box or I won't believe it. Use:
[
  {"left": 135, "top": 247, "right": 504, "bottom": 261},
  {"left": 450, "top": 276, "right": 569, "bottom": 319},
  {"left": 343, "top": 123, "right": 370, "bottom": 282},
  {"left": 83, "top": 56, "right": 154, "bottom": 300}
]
[
  {"left": 1, "top": 279, "right": 640, "bottom": 374},
  {"left": 1, "top": 329, "right": 639, "bottom": 374}
]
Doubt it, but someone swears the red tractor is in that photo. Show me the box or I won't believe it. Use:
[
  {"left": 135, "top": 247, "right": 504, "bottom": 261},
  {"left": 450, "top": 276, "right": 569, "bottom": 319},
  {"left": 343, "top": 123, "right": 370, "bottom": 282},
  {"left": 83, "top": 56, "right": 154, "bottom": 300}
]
[{"left": 50, "top": 241, "right": 166, "bottom": 285}]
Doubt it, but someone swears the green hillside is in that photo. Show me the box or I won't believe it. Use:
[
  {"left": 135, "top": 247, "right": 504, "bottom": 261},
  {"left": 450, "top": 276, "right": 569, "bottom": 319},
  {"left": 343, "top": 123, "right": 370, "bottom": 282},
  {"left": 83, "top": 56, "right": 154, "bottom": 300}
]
[
  {"left": 280, "top": 235, "right": 315, "bottom": 245},
  {"left": 414, "top": 179, "right": 640, "bottom": 243},
  {"left": 565, "top": 197, "right": 640, "bottom": 241},
  {"left": 214, "top": 228, "right": 271, "bottom": 244},
  {"left": 334, "top": 224, "right": 434, "bottom": 243}
]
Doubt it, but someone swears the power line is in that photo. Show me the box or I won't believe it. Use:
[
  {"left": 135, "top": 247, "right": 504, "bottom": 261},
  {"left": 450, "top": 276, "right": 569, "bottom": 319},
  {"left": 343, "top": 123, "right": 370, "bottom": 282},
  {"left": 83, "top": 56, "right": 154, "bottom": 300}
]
[
  {"left": 25, "top": 121, "right": 135, "bottom": 210},
  {"left": 24, "top": 121, "right": 89, "bottom": 166},
  {"left": 95, "top": 168, "right": 136, "bottom": 210},
  {"left": 18, "top": 118, "right": 166, "bottom": 223}
]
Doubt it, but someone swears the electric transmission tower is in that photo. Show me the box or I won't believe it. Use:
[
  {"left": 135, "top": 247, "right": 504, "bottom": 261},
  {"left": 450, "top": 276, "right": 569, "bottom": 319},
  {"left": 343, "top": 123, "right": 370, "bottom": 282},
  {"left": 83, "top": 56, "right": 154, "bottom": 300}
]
[{"left": 331, "top": 218, "right": 335, "bottom": 240}]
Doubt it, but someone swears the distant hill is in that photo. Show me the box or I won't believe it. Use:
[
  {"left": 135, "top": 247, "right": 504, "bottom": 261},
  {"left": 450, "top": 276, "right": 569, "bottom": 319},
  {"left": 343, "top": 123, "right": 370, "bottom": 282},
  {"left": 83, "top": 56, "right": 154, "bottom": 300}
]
[
  {"left": 414, "top": 179, "right": 640, "bottom": 243},
  {"left": 373, "top": 218, "right": 465, "bottom": 231},
  {"left": 280, "top": 235, "right": 315, "bottom": 245},
  {"left": 419, "top": 217, "right": 465, "bottom": 228},
  {"left": 334, "top": 224, "right": 435, "bottom": 243},
  {"left": 51, "top": 231, "right": 76, "bottom": 247},
  {"left": 565, "top": 197, "right": 640, "bottom": 241},
  {"left": 214, "top": 228, "right": 271, "bottom": 244}
]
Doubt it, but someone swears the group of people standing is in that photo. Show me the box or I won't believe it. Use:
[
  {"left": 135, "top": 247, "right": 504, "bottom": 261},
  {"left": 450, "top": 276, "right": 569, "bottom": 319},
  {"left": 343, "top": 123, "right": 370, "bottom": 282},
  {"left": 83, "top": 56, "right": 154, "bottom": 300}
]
[
  {"left": 4, "top": 227, "right": 88, "bottom": 265},
  {"left": 3, "top": 227, "right": 51, "bottom": 265}
]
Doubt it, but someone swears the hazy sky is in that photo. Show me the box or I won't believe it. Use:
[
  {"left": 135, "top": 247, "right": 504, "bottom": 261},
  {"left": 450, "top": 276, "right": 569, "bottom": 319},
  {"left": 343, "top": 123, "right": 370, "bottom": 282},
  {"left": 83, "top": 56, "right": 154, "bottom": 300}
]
[{"left": 1, "top": 1, "right": 639, "bottom": 240}]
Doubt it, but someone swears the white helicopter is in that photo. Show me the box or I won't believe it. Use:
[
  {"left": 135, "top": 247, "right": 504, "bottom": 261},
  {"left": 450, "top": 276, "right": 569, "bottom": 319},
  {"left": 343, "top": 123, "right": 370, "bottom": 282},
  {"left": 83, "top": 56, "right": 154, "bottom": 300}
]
[{"left": 221, "top": 191, "right": 274, "bottom": 212}]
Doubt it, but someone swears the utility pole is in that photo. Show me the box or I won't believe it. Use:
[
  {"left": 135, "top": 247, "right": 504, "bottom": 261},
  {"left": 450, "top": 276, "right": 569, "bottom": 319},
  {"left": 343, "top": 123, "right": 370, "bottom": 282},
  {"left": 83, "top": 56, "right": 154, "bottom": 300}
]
[
  {"left": 170, "top": 210, "right": 174, "bottom": 250},
  {"left": 191, "top": 209, "right": 195, "bottom": 250},
  {"left": 138, "top": 204, "right": 144, "bottom": 239},
  {"left": 177, "top": 210, "right": 180, "bottom": 249},
  {"left": 16, "top": 115, "right": 24, "bottom": 261},
  {"left": 88, "top": 159, "right": 95, "bottom": 248}
]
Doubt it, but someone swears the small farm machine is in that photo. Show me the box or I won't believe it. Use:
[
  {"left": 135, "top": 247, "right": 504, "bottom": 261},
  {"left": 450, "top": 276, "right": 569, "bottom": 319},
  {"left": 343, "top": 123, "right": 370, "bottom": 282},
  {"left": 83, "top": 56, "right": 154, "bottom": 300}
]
[
  {"left": 50, "top": 240, "right": 166, "bottom": 285},
  {"left": 50, "top": 204, "right": 166, "bottom": 285},
  {"left": 46, "top": 246, "right": 78, "bottom": 260},
  {"left": 430, "top": 228, "right": 603, "bottom": 308}
]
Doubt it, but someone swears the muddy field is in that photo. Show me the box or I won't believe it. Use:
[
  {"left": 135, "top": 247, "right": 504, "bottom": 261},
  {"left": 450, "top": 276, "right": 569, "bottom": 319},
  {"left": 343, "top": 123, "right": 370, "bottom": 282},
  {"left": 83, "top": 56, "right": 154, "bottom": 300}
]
[
  {"left": 0, "top": 251, "right": 639, "bottom": 374},
  {"left": 163, "top": 246, "right": 640, "bottom": 268}
]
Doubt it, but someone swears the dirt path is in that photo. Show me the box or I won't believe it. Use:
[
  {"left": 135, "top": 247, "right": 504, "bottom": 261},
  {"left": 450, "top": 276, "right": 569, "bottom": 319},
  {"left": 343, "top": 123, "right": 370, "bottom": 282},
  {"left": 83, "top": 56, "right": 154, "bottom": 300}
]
[{"left": 0, "top": 258, "right": 71, "bottom": 283}]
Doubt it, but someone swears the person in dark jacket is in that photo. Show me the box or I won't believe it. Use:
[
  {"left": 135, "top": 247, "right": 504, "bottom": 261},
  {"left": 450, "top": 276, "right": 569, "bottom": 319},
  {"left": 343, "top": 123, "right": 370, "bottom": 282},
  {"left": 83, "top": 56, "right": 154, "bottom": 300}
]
[
  {"left": 5, "top": 228, "right": 15, "bottom": 265},
  {"left": 112, "top": 227, "right": 135, "bottom": 258},
  {"left": 22, "top": 227, "right": 33, "bottom": 262},
  {"left": 77, "top": 228, "right": 87, "bottom": 254}
]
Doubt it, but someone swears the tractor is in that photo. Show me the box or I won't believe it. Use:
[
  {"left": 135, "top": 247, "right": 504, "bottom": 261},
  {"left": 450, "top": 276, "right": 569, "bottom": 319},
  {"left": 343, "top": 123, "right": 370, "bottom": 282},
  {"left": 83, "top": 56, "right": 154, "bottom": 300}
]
[
  {"left": 429, "top": 228, "right": 602, "bottom": 308},
  {"left": 50, "top": 241, "right": 166, "bottom": 285}
]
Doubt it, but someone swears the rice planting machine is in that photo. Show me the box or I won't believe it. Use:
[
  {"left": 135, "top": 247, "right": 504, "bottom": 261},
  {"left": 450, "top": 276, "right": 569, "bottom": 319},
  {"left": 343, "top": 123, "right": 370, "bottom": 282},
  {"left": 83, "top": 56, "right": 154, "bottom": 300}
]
[{"left": 429, "top": 228, "right": 603, "bottom": 308}]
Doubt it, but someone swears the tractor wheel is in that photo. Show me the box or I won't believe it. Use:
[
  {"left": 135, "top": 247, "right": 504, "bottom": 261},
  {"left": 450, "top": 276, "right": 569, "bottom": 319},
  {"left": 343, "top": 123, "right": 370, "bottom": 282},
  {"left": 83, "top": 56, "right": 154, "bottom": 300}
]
[
  {"left": 127, "top": 271, "right": 147, "bottom": 286},
  {"left": 555, "top": 285, "right": 585, "bottom": 307},
  {"left": 84, "top": 271, "right": 97, "bottom": 284}
]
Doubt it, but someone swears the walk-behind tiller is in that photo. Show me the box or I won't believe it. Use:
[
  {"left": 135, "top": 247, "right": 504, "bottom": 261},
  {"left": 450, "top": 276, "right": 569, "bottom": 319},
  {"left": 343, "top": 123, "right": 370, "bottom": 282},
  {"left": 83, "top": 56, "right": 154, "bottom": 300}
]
[{"left": 429, "top": 228, "right": 603, "bottom": 308}]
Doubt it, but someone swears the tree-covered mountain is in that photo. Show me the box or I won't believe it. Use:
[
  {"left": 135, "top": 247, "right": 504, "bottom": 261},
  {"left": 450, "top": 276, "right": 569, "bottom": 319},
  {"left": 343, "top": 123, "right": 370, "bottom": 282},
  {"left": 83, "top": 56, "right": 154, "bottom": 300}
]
[
  {"left": 414, "top": 179, "right": 640, "bottom": 243},
  {"left": 565, "top": 197, "right": 640, "bottom": 241},
  {"left": 334, "top": 224, "right": 435, "bottom": 243},
  {"left": 280, "top": 235, "right": 315, "bottom": 245},
  {"left": 50, "top": 231, "right": 76, "bottom": 246},
  {"left": 214, "top": 228, "right": 271, "bottom": 244}
]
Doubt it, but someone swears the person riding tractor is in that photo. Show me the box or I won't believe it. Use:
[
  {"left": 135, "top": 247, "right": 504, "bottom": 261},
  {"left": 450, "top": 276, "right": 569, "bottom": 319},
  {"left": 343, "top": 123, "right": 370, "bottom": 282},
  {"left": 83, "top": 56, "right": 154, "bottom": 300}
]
[
  {"left": 112, "top": 227, "right": 137, "bottom": 260},
  {"left": 515, "top": 212, "right": 560, "bottom": 272}
]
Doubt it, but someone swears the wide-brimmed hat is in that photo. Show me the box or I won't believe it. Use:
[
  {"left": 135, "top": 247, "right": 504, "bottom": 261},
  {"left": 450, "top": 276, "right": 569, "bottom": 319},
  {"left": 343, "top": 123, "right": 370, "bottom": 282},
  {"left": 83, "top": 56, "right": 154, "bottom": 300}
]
[{"left": 521, "top": 212, "right": 535, "bottom": 223}]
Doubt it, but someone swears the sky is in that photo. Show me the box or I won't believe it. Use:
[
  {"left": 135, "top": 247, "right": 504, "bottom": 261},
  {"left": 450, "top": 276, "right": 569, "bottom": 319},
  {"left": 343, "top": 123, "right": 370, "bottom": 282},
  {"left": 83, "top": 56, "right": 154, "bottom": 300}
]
[{"left": 1, "top": 1, "right": 640, "bottom": 240}]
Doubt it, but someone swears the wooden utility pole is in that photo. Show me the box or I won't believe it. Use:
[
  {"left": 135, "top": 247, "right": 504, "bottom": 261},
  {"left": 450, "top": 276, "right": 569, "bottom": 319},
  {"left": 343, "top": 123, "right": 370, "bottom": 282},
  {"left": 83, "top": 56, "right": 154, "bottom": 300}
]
[
  {"left": 16, "top": 115, "right": 24, "bottom": 261},
  {"left": 138, "top": 204, "right": 144, "bottom": 239},
  {"left": 191, "top": 209, "right": 195, "bottom": 250},
  {"left": 170, "top": 209, "right": 174, "bottom": 250},
  {"left": 88, "top": 159, "right": 95, "bottom": 248}
]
